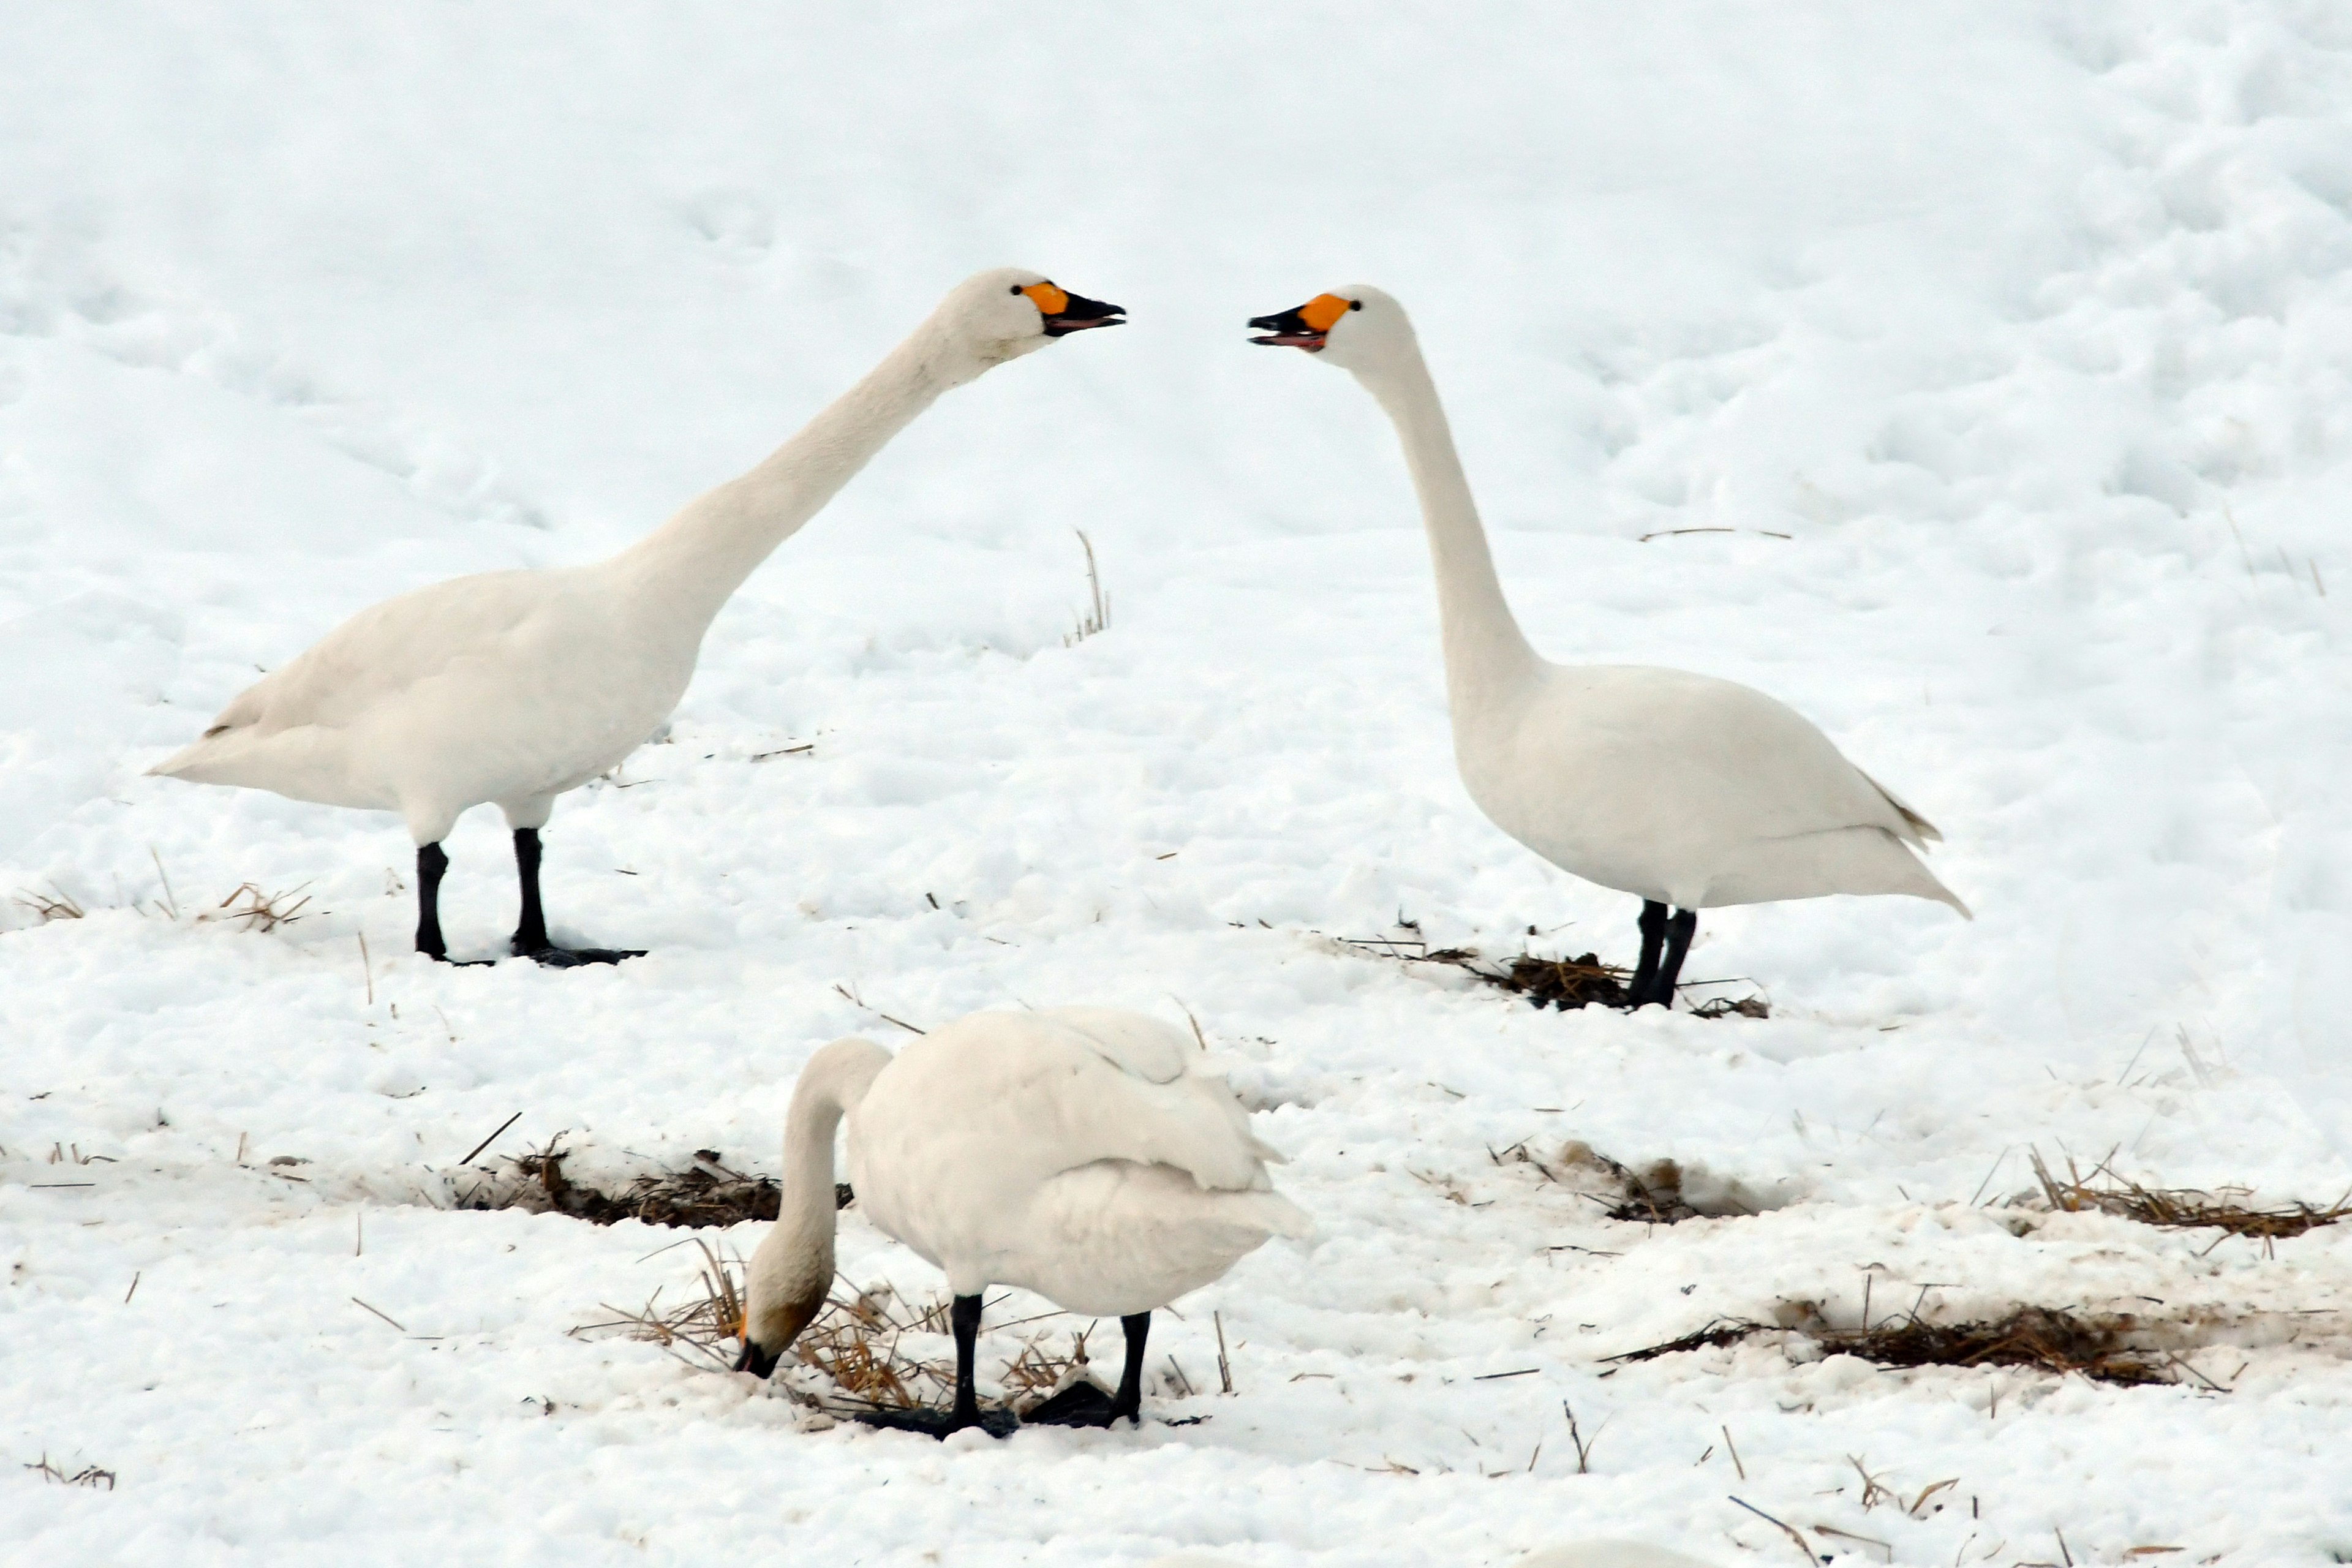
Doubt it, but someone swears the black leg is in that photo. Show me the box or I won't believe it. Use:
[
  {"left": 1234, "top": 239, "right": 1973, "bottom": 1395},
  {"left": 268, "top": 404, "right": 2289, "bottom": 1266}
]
[
  {"left": 1108, "top": 1311, "right": 1151, "bottom": 1425},
  {"left": 511, "top": 827, "right": 549, "bottom": 954},
  {"left": 949, "top": 1292, "right": 983, "bottom": 1428},
  {"left": 1629, "top": 900, "right": 1667, "bottom": 1006},
  {"left": 1652, "top": 907, "right": 1698, "bottom": 1008},
  {"left": 415, "top": 843, "right": 450, "bottom": 959},
  {"left": 850, "top": 1291, "right": 1013, "bottom": 1438},
  {"left": 508, "top": 828, "right": 644, "bottom": 967}
]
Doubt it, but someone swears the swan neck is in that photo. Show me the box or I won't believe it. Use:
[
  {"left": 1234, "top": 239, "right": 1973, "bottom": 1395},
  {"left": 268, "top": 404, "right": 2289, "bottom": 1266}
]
[
  {"left": 1357, "top": 350, "right": 1540, "bottom": 698},
  {"left": 614, "top": 324, "right": 963, "bottom": 628},
  {"left": 746, "top": 1039, "right": 889, "bottom": 1354},
  {"left": 780, "top": 1039, "right": 886, "bottom": 1218}
]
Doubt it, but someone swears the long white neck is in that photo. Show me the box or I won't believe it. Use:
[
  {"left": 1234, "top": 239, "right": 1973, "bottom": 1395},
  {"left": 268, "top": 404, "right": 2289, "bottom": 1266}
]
[
  {"left": 612, "top": 322, "right": 973, "bottom": 631},
  {"left": 746, "top": 1036, "right": 892, "bottom": 1352},
  {"left": 1353, "top": 346, "right": 1542, "bottom": 717}
]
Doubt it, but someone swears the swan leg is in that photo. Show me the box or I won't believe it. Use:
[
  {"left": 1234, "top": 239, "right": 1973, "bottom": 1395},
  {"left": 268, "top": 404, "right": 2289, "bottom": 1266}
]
[
  {"left": 852, "top": 1292, "right": 1015, "bottom": 1439},
  {"left": 416, "top": 843, "right": 451, "bottom": 959},
  {"left": 1649, "top": 907, "right": 1698, "bottom": 1008},
  {"left": 1108, "top": 1311, "right": 1150, "bottom": 1425},
  {"left": 1628, "top": 900, "right": 1668, "bottom": 1005},
  {"left": 507, "top": 828, "right": 645, "bottom": 967}
]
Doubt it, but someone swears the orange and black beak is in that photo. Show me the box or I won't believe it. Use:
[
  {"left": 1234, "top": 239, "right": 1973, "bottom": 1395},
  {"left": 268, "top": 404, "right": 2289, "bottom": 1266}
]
[
  {"left": 1249, "top": 293, "right": 1353, "bottom": 352},
  {"left": 1021, "top": 281, "right": 1126, "bottom": 337}
]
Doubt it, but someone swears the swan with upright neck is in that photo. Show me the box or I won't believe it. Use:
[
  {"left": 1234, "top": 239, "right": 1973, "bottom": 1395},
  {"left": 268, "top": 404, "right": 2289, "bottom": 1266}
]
[
  {"left": 1248, "top": 288, "right": 1964, "bottom": 1007},
  {"left": 148, "top": 270, "right": 1122, "bottom": 965},
  {"left": 737, "top": 1006, "right": 1310, "bottom": 1437}
]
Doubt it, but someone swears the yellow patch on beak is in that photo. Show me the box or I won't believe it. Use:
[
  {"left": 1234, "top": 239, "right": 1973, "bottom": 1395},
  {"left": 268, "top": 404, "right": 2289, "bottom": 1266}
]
[
  {"left": 1021, "top": 282, "right": 1072, "bottom": 317},
  {"left": 1298, "top": 293, "right": 1353, "bottom": 333}
]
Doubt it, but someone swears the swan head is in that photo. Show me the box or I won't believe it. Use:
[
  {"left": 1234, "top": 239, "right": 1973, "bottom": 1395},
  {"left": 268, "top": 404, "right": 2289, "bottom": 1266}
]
[
  {"left": 941, "top": 267, "right": 1125, "bottom": 371},
  {"left": 1247, "top": 285, "right": 1408, "bottom": 372}
]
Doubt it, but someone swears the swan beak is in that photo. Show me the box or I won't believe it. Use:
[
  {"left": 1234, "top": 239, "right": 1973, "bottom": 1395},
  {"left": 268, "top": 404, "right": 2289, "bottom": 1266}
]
[
  {"left": 735, "top": 1339, "right": 781, "bottom": 1379},
  {"left": 1023, "top": 282, "right": 1126, "bottom": 337},
  {"left": 1248, "top": 293, "right": 1351, "bottom": 352}
]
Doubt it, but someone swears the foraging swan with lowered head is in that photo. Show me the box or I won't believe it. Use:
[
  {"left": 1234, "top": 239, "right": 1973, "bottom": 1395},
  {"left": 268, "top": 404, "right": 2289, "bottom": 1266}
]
[
  {"left": 1248, "top": 288, "right": 1964, "bottom": 1007},
  {"left": 736, "top": 1006, "right": 1310, "bottom": 1437},
  {"left": 149, "top": 270, "right": 1124, "bottom": 965}
]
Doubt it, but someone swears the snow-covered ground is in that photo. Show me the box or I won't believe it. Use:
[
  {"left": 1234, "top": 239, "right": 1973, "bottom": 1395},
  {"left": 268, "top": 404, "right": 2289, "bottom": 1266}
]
[{"left": 6, "top": 3, "right": 2352, "bottom": 1562}]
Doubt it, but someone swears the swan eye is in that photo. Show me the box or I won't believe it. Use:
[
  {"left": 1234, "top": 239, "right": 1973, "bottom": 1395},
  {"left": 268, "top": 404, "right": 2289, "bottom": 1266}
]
[
  {"left": 1009, "top": 285, "right": 1023, "bottom": 295},
  {"left": 1349, "top": 300, "right": 1363, "bottom": 311}
]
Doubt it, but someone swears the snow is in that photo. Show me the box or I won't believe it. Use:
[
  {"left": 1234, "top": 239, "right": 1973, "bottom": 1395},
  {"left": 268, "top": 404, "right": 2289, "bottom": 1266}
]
[{"left": 5, "top": 2, "right": 2352, "bottom": 1562}]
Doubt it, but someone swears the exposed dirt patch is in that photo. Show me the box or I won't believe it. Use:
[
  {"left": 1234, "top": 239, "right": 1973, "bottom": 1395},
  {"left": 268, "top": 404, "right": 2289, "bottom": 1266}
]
[
  {"left": 1333, "top": 930, "right": 1767, "bottom": 1017},
  {"left": 456, "top": 1139, "right": 848, "bottom": 1228},
  {"left": 1604, "top": 1304, "right": 2180, "bottom": 1388},
  {"left": 1495, "top": 1138, "right": 1792, "bottom": 1222}
]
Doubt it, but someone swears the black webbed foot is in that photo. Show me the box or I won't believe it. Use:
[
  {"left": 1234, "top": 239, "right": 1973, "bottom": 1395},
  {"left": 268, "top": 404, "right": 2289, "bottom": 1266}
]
[
  {"left": 513, "top": 941, "right": 646, "bottom": 968},
  {"left": 853, "top": 1406, "right": 1017, "bottom": 1440},
  {"left": 1020, "top": 1379, "right": 1121, "bottom": 1427}
]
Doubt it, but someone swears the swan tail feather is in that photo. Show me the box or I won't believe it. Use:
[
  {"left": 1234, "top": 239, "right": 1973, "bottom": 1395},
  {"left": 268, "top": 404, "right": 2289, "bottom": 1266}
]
[{"left": 1858, "top": 769, "right": 1942, "bottom": 845}]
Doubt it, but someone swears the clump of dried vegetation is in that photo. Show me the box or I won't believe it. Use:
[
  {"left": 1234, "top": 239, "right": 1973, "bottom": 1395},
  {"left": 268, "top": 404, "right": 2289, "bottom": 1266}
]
[
  {"left": 9, "top": 861, "right": 312, "bottom": 935},
  {"left": 1605, "top": 1303, "right": 2179, "bottom": 1389},
  {"left": 454, "top": 1139, "right": 796, "bottom": 1228},
  {"left": 2031, "top": 1149, "right": 2352, "bottom": 1251},
  {"left": 1335, "top": 926, "right": 1767, "bottom": 1018},
  {"left": 11, "top": 886, "right": 86, "bottom": 924},
  {"left": 22, "top": 1454, "right": 115, "bottom": 1490},
  {"left": 197, "top": 881, "right": 312, "bottom": 933},
  {"left": 574, "top": 1245, "right": 1096, "bottom": 1422}
]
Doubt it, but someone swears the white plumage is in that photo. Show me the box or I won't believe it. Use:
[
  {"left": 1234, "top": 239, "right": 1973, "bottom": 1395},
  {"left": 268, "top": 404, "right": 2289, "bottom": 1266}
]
[
  {"left": 1249, "top": 287, "right": 1964, "bottom": 1006},
  {"left": 148, "top": 268, "right": 1122, "bottom": 963},
  {"left": 740, "top": 1007, "right": 1308, "bottom": 1436}
]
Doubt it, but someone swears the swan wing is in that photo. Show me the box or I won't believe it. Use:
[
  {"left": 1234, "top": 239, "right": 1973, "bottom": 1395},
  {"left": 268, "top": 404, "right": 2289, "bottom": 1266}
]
[
  {"left": 201, "top": 571, "right": 556, "bottom": 737},
  {"left": 878, "top": 1011, "right": 1280, "bottom": 1197},
  {"left": 1529, "top": 668, "right": 1938, "bottom": 846},
  {"left": 1027, "top": 1008, "right": 1287, "bottom": 1186}
]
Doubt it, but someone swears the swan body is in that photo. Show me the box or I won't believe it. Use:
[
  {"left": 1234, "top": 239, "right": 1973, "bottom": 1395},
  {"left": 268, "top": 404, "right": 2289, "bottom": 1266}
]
[
  {"left": 1248, "top": 288, "right": 1962, "bottom": 1005},
  {"left": 1460, "top": 663, "right": 1954, "bottom": 913},
  {"left": 741, "top": 1007, "right": 1308, "bottom": 1435},
  {"left": 151, "top": 269, "right": 1123, "bottom": 963}
]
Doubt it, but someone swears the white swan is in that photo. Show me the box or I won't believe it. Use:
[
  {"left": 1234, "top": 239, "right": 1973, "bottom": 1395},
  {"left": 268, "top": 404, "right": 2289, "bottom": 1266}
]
[
  {"left": 1248, "top": 290, "right": 1964, "bottom": 1007},
  {"left": 149, "top": 270, "right": 1124, "bottom": 965},
  {"left": 737, "top": 1006, "right": 1310, "bottom": 1437}
]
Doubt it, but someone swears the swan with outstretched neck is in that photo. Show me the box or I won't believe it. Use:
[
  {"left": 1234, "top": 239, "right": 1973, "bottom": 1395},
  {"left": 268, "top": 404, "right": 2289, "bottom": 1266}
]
[
  {"left": 1248, "top": 287, "right": 1964, "bottom": 1006},
  {"left": 149, "top": 270, "right": 1122, "bottom": 965},
  {"left": 736, "top": 1007, "right": 1310, "bottom": 1437}
]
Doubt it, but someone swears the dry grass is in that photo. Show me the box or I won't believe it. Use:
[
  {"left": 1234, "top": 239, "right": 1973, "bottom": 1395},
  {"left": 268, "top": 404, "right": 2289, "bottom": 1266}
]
[
  {"left": 2032, "top": 1148, "right": 2352, "bottom": 1248},
  {"left": 571, "top": 1238, "right": 750, "bottom": 1372},
  {"left": 10, "top": 887, "right": 85, "bottom": 923},
  {"left": 455, "top": 1139, "right": 793, "bottom": 1228},
  {"left": 785, "top": 1286, "right": 1097, "bottom": 1418},
  {"left": 1064, "top": 529, "right": 1110, "bottom": 646},
  {"left": 197, "top": 881, "right": 313, "bottom": 933},
  {"left": 1603, "top": 1304, "right": 2177, "bottom": 1388},
  {"left": 575, "top": 1253, "right": 1098, "bottom": 1421},
  {"left": 23, "top": 1454, "right": 115, "bottom": 1490}
]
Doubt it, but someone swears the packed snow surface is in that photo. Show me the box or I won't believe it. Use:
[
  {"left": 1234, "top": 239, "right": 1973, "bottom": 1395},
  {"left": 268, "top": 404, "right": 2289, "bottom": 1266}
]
[{"left": 6, "top": 3, "right": 2352, "bottom": 1564}]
